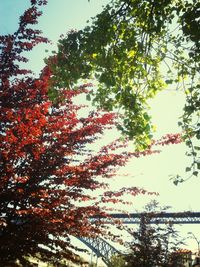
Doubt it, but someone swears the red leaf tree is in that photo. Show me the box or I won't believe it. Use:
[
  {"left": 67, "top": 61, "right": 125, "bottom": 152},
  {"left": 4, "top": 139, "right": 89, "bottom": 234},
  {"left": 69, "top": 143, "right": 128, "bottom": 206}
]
[
  {"left": 0, "top": 1, "right": 148, "bottom": 265},
  {"left": 0, "top": 1, "right": 182, "bottom": 266}
]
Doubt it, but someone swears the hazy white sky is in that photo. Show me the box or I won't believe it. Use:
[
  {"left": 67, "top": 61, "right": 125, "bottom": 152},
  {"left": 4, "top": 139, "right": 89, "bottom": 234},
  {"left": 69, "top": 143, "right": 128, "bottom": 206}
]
[{"left": 1, "top": 0, "right": 200, "bottom": 255}]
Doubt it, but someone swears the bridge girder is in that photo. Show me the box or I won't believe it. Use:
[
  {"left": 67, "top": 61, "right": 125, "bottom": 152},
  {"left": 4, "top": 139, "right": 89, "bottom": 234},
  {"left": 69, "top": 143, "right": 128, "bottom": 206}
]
[
  {"left": 77, "top": 236, "right": 119, "bottom": 266},
  {"left": 91, "top": 211, "right": 200, "bottom": 224}
]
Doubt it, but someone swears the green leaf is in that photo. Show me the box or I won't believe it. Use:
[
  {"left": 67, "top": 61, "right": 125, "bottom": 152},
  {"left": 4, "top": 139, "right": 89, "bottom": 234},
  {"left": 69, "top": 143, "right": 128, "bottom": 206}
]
[
  {"left": 165, "top": 79, "right": 174, "bottom": 84},
  {"left": 173, "top": 180, "right": 179, "bottom": 186},
  {"left": 185, "top": 167, "right": 191, "bottom": 172},
  {"left": 193, "top": 171, "right": 198, "bottom": 177},
  {"left": 86, "top": 94, "right": 91, "bottom": 101}
]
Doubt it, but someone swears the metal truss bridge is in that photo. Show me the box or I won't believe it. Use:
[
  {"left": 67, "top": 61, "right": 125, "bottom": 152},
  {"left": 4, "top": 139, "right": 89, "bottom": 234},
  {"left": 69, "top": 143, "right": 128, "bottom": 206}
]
[
  {"left": 78, "top": 212, "right": 200, "bottom": 266},
  {"left": 91, "top": 211, "right": 200, "bottom": 225},
  {"left": 77, "top": 236, "right": 120, "bottom": 266}
]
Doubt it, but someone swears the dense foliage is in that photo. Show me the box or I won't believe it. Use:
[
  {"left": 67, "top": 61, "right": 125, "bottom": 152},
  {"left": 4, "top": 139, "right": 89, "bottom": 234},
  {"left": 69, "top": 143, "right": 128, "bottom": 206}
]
[
  {"left": 52, "top": 0, "right": 200, "bottom": 181},
  {"left": 0, "top": 1, "right": 168, "bottom": 265}
]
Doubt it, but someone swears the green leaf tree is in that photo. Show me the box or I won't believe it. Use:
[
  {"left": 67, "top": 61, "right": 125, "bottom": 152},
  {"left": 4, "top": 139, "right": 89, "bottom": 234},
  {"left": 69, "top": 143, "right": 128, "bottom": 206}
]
[{"left": 49, "top": 0, "right": 200, "bottom": 179}]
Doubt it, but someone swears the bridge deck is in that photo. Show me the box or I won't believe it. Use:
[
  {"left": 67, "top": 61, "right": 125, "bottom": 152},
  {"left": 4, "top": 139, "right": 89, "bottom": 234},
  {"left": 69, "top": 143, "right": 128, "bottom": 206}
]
[{"left": 91, "top": 212, "right": 200, "bottom": 224}]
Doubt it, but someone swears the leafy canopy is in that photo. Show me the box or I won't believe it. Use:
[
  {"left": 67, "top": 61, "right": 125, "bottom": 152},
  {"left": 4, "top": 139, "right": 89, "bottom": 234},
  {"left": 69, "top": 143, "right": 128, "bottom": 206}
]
[{"left": 51, "top": 0, "right": 200, "bottom": 180}]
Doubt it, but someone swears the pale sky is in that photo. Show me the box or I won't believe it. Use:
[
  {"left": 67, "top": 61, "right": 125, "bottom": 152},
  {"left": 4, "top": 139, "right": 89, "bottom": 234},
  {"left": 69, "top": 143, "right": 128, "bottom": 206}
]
[{"left": 1, "top": 0, "right": 200, "bottom": 258}]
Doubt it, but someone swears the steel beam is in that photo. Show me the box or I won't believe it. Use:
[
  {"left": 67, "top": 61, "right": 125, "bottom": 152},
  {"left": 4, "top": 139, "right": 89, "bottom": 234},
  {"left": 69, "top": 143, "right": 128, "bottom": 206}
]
[
  {"left": 77, "top": 236, "right": 119, "bottom": 266},
  {"left": 91, "top": 212, "right": 200, "bottom": 224}
]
